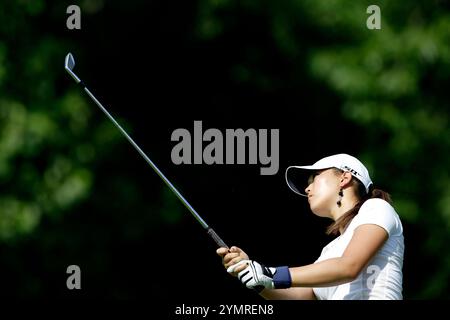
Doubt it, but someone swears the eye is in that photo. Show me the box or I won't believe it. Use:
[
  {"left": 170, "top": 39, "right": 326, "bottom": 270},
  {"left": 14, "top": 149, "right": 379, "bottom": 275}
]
[{"left": 308, "top": 172, "right": 319, "bottom": 185}]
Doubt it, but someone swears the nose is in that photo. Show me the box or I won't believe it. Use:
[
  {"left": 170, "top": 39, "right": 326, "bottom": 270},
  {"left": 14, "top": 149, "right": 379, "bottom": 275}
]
[{"left": 304, "top": 184, "right": 311, "bottom": 195}]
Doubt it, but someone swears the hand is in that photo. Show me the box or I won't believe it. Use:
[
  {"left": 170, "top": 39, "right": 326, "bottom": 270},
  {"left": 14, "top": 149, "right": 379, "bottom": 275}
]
[
  {"left": 228, "top": 260, "right": 293, "bottom": 292},
  {"left": 228, "top": 260, "right": 276, "bottom": 292},
  {"left": 216, "top": 246, "right": 250, "bottom": 276}
]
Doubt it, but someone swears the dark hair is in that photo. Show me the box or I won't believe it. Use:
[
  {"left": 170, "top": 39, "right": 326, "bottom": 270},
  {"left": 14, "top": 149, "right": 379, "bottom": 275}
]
[{"left": 326, "top": 169, "right": 392, "bottom": 236}]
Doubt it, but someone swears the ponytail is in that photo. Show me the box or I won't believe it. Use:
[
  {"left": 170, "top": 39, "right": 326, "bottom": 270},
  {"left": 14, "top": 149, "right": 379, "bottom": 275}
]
[{"left": 326, "top": 179, "right": 392, "bottom": 236}]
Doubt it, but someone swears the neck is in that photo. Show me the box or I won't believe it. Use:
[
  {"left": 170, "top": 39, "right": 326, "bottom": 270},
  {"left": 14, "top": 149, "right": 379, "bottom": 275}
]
[{"left": 329, "top": 193, "right": 359, "bottom": 234}]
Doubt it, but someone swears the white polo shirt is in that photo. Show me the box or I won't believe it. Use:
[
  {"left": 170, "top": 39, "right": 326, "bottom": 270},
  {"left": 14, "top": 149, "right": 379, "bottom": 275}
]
[{"left": 313, "top": 198, "right": 404, "bottom": 300}]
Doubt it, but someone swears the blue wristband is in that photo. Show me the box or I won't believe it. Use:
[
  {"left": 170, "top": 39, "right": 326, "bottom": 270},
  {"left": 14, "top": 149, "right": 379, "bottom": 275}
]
[{"left": 273, "top": 266, "right": 292, "bottom": 289}]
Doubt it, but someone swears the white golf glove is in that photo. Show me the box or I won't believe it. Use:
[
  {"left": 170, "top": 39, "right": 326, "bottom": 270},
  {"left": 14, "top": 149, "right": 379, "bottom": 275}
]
[{"left": 227, "top": 260, "right": 277, "bottom": 292}]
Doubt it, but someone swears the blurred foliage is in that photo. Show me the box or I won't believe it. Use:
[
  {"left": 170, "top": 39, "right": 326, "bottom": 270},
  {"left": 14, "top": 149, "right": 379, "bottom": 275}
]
[
  {"left": 0, "top": 0, "right": 184, "bottom": 299},
  {"left": 0, "top": 2, "right": 118, "bottom": 240},
  {"left": 0, "top": 0, "right": 448, "bottom": 299}
]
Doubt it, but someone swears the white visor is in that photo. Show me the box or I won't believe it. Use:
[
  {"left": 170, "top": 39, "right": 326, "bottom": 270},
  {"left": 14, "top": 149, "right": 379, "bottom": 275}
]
[{"left": 285, "top": 154, "right": 373, "bottom": 197}]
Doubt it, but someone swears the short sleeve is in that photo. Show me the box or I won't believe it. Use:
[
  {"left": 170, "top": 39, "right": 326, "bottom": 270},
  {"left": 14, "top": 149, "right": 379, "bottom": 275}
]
[{"left": 350, "top": 198, "right": 402, "bottom": 237}]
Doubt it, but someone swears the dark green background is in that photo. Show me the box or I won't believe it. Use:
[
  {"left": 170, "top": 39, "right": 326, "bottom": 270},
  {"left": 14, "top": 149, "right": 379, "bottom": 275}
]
[{"left": 0, "top": 0, "right": 449, "bottom": 303}]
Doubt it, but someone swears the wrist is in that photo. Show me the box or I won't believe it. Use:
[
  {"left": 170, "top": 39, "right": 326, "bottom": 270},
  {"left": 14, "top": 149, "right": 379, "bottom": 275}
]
[{"left": 273, "top": 266, "right": 292, "bottom": 289}]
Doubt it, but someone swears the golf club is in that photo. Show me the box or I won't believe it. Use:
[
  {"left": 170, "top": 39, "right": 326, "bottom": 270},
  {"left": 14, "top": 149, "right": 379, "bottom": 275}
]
[{"left": 64, "top": 53, "right": 228, "bottom": 249}]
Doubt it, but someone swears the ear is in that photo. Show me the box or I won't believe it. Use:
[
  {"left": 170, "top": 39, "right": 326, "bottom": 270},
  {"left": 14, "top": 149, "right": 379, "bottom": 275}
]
[{"left": 339, "top": 171, "right": 353, "bottom": 188}]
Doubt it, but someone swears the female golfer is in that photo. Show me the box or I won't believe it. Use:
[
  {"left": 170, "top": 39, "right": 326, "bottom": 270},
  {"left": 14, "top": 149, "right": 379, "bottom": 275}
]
[{"left": 217, "top": 154, "right": 404, "bottom": 300}]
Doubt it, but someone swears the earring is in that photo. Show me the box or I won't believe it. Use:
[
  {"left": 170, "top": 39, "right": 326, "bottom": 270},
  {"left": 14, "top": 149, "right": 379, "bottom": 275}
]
[{"left": 337, "top": 189, "right": 343, "bottom": 207}]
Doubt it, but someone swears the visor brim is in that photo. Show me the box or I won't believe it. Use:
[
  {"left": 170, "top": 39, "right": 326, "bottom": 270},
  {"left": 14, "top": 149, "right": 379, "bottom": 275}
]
[{"left": 285, "top": 166, "right": 315, "bottom": 197}]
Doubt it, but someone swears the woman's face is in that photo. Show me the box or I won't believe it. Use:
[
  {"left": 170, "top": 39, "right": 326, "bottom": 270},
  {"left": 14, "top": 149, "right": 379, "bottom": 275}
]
[{"left": 304, "top": 168, "right": 341, "bottom": 218}]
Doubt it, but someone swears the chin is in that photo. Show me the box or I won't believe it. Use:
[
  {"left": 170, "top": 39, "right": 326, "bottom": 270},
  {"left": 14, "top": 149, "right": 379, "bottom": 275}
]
[{"left": 310, "top": 205, "right": 329, "bottom": 218}]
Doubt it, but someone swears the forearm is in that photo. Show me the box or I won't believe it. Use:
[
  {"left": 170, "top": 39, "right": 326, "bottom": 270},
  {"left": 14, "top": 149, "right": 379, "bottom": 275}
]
[
  {"left": 260, "top": 287, "right": 316, "bottom": 300},
  {"left": 289, "top": 257, "right": 357, "bottom": 287}
]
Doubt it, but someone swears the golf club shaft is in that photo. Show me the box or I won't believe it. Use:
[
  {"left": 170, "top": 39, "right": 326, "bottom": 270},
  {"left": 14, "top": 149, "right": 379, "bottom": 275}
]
[{"left": 82, "top": 86, "right": 228, "bottom": 248}]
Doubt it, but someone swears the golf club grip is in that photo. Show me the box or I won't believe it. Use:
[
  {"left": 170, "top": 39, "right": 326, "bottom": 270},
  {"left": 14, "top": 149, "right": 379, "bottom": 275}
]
[{"left": 207, "top": 227, "right": 228, "bottom": 249}]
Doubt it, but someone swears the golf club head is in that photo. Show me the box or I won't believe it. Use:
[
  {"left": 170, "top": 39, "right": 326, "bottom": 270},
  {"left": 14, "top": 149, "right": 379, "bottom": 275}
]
[
  {"left": 65, "top": 53, "right": 82, "bottom": 83},
  {"left": 65, "top": 53, "right": 75, "bottom": 71}
]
